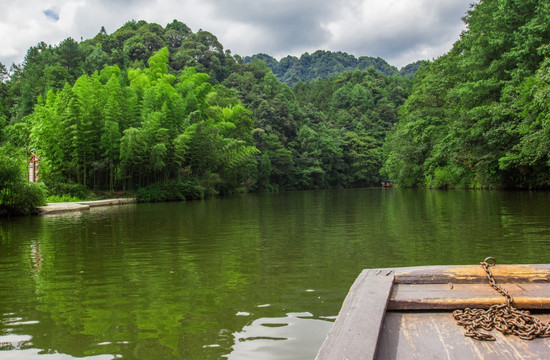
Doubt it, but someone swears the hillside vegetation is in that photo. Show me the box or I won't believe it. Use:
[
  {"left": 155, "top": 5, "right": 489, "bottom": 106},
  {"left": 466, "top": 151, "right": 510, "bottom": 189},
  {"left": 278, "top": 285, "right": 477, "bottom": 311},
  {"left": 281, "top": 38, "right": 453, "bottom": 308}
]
[
  {"left": 2, "top": 0, "right": 549, "bottom": 216},
  {"left": 0, "top": 19, "right": 410, "bottom": 213},
  {"left": 244, "top": 51, "right": 422, "bottom": 86},
  {"left": 382, "top": 0, "right": 550, "bottom": 189}
]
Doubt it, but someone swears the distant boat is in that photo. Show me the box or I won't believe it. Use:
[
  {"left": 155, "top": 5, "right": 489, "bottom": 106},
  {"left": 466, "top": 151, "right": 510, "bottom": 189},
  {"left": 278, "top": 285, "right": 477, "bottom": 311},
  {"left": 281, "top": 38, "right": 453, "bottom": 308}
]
[
  {"left": 316, "top": 262, "right": 550, "bottom": 359},
  {"left": 381, "top": 180, "right": 393, "bottom": 187}
]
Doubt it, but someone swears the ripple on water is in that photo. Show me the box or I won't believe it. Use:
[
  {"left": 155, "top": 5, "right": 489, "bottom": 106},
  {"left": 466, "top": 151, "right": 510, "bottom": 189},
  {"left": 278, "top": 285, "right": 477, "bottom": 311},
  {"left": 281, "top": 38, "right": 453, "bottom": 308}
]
[
  {"left": 224, "top": 312, "right": 333, "bottom": 360},
  {"left": 0, "top": 348, "right": 117, "bottom": 360},
  {"left": 3, "top": 189, "right": 550, "bottom": 360},
  {"left": 0, "top": 334, "right": 32, "bottom": 350}
]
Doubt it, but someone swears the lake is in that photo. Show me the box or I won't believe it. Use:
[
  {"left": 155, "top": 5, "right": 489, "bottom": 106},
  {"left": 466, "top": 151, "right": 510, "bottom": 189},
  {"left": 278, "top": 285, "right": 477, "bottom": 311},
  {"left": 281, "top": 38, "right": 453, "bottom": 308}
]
[{"left": 1, "top": 188, "right": 550, "bottom": 359}]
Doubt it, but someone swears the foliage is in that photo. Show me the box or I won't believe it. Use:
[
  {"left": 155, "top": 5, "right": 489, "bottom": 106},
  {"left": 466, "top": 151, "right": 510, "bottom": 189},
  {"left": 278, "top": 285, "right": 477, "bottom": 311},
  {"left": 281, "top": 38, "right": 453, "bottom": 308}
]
[
  {"left": 135, "top": 179, "right": 206, "bottom": 202},
  {"left": 43, "top": 180, "right": 95, "bottom": 200},
  {"left": 399, "top": 60, "right": 427, "bottom": 79},
  {"left": 0, "top": 147, "right": 45, "bottom": 216},
  {"left": 2, "top": 20, "right": 236, "bottom": 124},
  {"left": 292, "top": 69, "right": 411, "bottom": 187},
  {"left": 45, "top": 194, "right": 84, "bottom": 203},
  {"left": 498, "top": 49, "right": 550, "bottom": 188},
  {"left": 20, "top": 48, "right": 258, "bottom": 197},
  {"left": 244, "top": 50, "right": 420, "bottom": 86},
  {"left": 1, "top": 18, "right": 419, "bottom": 203},
  {"left": 382, "top": 0, "right": 550, "bottom": 189}
]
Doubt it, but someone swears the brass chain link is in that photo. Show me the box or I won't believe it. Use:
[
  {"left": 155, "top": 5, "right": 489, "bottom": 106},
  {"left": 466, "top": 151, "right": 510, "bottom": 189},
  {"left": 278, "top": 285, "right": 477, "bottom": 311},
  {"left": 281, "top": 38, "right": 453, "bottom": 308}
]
[{"left": 453, "top": 257, "right": 550, "bottom": 341}]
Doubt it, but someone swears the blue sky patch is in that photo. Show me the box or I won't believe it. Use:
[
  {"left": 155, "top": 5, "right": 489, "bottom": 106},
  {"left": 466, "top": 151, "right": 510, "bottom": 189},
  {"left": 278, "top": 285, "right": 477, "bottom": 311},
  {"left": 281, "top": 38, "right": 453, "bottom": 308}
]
[{"left": 43, "top": 7, "right": 60, "bottom": 22}]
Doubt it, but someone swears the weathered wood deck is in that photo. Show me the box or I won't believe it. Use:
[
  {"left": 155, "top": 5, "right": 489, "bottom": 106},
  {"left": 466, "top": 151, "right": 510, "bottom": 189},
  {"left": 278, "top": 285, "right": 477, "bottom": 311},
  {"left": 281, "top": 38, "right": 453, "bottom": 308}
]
[{"left": 316, "top": 264, "right": 550, "bottom": 360}]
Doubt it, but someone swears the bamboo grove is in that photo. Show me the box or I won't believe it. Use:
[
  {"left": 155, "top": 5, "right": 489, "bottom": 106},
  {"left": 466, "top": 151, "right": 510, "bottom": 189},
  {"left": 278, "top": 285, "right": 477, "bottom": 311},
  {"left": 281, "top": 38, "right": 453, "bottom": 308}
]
[
  {"left": 0, "top": 19, "right": 410, "bottom": 211},
  {"left": 28, "top": 48, "right": 259, "bottom": 199}
]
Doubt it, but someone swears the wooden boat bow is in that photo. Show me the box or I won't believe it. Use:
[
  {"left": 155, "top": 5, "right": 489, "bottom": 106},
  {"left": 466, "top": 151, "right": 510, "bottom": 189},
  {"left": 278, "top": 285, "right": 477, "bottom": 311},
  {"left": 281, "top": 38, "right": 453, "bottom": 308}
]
[{"left": 316, "top": 264, "right": 550, "bottom": 360}]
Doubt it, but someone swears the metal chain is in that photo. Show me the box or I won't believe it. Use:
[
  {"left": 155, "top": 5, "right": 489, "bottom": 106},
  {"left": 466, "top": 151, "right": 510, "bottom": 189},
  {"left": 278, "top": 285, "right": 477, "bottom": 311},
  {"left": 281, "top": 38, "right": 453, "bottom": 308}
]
[{"left": 453, "top": 257, "right": 550, "bottom": 341}]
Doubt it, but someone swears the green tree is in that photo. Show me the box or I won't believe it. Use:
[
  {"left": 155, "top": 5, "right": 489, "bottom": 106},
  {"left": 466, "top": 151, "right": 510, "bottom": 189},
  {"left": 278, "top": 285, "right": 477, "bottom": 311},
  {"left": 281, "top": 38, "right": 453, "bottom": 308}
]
[
  {"left": 120, "top": 127, "right": 146, "bottom": 189},
  {"left": 0, "top": 147, "right": 45, "bottom": 216},
  {"left": 100, "top": 119, "right": 120, "bottom": 192},
  {"left": 382, "top": 0, "right": 550, "bottom": 189}
]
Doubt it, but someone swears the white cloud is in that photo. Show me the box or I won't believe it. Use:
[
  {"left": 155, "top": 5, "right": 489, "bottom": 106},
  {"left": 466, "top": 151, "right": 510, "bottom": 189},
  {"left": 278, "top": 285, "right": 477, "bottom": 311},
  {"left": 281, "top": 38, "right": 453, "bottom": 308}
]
[
  {"left": 0, "top": 0, "right": 474, "bottom": 68},
  {"left": 0, "top": 0, "right": 86, "bottom": 65},
  {"left": 319, "top": 0, "right": 471, "bottom": 66}
]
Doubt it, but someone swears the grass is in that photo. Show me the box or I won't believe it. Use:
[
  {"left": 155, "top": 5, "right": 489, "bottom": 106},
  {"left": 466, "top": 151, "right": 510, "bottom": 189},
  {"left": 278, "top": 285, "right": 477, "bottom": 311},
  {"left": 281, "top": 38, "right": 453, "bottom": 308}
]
[{"left": 45, "top": 194, "right": 86, "bottom": 203}]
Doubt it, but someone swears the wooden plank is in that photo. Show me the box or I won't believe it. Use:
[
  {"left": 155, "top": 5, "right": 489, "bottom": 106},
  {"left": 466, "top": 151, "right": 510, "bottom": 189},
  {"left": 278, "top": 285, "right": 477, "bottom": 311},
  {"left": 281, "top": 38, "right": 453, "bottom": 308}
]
[
  {"left": 316, "top": 269, "right": 395, "bottom": 360},
  {"left": 388, "top": 283, "right": 550, "bottom": 310},
  {"left": 317, "top": 265, "right": 550, "bottom": 358},
  {"left": 377, "top": 312, "right": 550, "bottom": 360},
  {"left": 384, "top": 264, "right": 550, "bottom": 284}
]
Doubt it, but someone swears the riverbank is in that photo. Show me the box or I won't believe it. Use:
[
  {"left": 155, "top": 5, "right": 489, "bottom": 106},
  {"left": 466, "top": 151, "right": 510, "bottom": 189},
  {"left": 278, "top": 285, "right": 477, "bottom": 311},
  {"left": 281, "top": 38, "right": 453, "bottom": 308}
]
[{"left": 37, "top": 198, "right": 136, "bottom": 215}]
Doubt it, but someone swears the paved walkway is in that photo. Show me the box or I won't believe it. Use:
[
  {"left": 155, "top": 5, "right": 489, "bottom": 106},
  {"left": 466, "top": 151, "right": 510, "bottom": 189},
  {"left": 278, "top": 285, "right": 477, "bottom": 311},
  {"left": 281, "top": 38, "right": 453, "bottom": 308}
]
[{"left": 38, "top": 198, "right": 136, "bottom": 215}]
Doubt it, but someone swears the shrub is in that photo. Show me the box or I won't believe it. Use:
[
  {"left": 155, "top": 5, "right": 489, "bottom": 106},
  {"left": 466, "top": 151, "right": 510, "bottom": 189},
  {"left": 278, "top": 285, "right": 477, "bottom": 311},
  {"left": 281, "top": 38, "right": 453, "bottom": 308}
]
[
  {"left": 0, "top": 151, "right": 45, "bottom": 216},
  {"left": 43, "top": 177, "right": 95, "bottom": 200},
  {"left": 45, "top": 194, "right": 82, "bottom": 203},
  {"left": 136, "top": 180, "right": 206, "bottom": 203}
]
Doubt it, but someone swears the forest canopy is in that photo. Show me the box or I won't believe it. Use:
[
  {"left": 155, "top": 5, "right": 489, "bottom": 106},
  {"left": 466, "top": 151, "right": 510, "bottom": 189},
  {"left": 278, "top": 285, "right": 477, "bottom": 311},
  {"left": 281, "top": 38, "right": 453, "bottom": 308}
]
[
  {"left": 0, "top": 19, "right": 410, "bottom": 209},
  {"left": 382, "top": 0, "right": 550, "bottom": 189},
  {"left": 2, "top": 0, "right": 550, "bottom": 216},
  {"left": 243, "top": 51, "right": 421, "bottom": 86}
]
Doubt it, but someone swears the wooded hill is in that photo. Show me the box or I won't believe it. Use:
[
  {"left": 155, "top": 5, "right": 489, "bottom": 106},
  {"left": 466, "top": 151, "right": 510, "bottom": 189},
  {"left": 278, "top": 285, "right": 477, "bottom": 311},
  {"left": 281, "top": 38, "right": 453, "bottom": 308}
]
[
  {"left": 244, "top": 51, "right": 424, "bottom": 86},
  {"left": 0, "top": 19, "right": 410, "bottom": 214},
  {"left": 382, "top": 0, "right": 550, "bottom": 189},
  {"left": 2, "top": 0, "right": 549, "bottom": 216}
]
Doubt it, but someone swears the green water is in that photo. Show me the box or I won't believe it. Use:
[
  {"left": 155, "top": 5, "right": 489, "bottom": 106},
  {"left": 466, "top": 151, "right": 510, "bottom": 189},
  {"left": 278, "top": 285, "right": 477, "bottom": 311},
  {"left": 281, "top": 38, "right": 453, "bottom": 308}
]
[{"left": 1, "top": 189, "right": 550, "bottom": 359}]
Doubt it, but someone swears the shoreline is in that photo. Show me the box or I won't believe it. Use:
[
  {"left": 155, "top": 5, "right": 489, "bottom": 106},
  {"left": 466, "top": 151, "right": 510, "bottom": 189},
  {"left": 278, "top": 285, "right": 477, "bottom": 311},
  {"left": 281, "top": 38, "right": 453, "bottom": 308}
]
[{"left": 37, "top": 198, "right": 137, "bottom": 215}]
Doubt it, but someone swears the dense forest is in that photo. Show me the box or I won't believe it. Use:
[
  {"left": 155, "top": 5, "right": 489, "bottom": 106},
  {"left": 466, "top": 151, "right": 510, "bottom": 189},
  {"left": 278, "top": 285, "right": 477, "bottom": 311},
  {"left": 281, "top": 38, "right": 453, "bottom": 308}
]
[
  {"left": 244, "top": 51, "right": 424, "bottom": 85},
  {"left": 382, "top": 0, "right": 550, "bottom": 189},
  {"left": 2, "top": 0, "right": 550, "bottom": 215},
  {"left": 0, "top": 19, "right": 410, "bottom": 215}
]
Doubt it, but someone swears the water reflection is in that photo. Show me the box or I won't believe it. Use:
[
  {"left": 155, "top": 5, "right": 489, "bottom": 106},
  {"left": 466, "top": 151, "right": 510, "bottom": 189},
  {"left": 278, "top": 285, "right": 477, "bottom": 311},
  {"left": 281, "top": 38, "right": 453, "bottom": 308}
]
[
  {"left": 225, "top": 313, "right": 333, "bottom": 360},
  {"left": 0, "top": 334, "right": 33, "bottom": 350},
  {"left": 0, "top": 332, "right": 116, "bottom": 360},
  {"left": 1, "top": 189, "right": 550, "bottom": 359}
]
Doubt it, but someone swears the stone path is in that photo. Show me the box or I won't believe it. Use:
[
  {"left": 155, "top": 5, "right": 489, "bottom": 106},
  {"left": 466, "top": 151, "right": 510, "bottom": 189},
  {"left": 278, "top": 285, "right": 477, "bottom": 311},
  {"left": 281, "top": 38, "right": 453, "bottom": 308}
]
[{"left": 38, "top": 198, "right": 136, "bottom": 215}]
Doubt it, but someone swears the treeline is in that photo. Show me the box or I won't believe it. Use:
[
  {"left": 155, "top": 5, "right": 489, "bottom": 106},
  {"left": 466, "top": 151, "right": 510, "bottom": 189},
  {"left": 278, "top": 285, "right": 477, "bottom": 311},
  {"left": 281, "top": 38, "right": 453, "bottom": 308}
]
[
  {"left": 0, "top": 20, "right": 235, "bottom": 124},
  {"left": 382, "top": 0, "right": 550, "bottom": 189},
  {"left": 226, "top": 64, "right": 410, "bottom": 190},
  {"left": 3, "top": 0, "right": 548, "bottom": 216},
  {"left": 27, "top": 48, "right": 258, "bottom": 200},
  {"left": 244, "top": 51, "right": 423, "bottom": 86},
  {"left": 0, "top": 19, "right": 410, "bottom": 214}
]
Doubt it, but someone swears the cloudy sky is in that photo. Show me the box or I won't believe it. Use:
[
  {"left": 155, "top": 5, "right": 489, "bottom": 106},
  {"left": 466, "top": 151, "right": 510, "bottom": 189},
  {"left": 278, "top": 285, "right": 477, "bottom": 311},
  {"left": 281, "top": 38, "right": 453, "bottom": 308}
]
[{"left": 1, "top": 0, "right": 475, "bottom": 69}]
